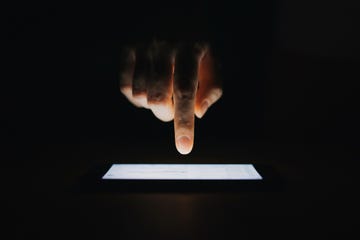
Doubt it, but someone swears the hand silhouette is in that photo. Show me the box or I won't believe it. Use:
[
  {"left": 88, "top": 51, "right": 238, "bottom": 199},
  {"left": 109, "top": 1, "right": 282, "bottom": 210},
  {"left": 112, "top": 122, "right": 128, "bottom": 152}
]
[{"left": 119, "top": 40, "right": 222, "bottom": 154}]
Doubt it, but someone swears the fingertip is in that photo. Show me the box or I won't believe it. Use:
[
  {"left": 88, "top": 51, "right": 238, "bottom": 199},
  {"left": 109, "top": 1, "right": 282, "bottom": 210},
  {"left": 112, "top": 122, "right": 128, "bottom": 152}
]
[
  {"left": 120, "top": 85, "right": 132, "bottom": 99},
  {"left": 195, "top": 100, "right": 209, "bottom": 118},
  {"left": 120, "top": 86, "right": 143, "bottom": 108},
  {"left": 132, "top": 92, "right": 150, "bottom": 109},
  {"left": 176, "top": 136, "right": 193, "bottom": 155},
  {"left": 195, "top": 87, "right": 223, "bottom": 118},
  {"left": 150, "top": 103, "right": 174, "bottom": 122}
]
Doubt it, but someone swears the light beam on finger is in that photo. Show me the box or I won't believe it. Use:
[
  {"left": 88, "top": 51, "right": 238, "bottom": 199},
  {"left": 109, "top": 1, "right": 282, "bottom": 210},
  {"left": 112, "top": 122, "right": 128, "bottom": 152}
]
[{"left": 173, "top": 44, "right": 203, "bottom": 155}]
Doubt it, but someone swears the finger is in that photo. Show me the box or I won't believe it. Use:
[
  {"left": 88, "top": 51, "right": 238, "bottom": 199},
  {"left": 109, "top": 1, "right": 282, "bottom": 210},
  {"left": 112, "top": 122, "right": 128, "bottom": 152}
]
[
  {"left": 173, "top": 44, "right": 205, "bottom": 155},
  {"left": 132, "top": 45, "right": 151, "bottom": 109},
  {"left": 147, "top": 41, "right": 175, "bottom": 122},
  {"left": 195, "top": 48, "right": 223, "bottom": 118},
  {"left": 119, "top": 47, "right": 141, "bottom": 107}
]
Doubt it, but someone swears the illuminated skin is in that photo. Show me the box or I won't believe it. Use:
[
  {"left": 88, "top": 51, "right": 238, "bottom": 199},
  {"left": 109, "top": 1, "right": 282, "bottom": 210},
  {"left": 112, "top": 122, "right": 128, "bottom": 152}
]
[{"left": 119, "top": 41, "right": 222, "bottom": 154}]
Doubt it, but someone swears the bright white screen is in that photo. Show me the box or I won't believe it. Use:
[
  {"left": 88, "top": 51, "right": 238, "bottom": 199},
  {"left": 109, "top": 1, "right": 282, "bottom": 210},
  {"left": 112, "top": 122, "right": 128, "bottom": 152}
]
[{"left": 102, "top": 164, "right": 262, "bottom": 180}]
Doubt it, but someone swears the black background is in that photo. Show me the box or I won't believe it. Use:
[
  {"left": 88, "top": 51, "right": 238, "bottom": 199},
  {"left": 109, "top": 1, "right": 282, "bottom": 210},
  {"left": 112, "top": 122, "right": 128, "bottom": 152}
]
[
  {"left": 4, "top": 0, "right": 360, "bottom": 149},
  {"left": 3, "top": 1, "right": 360, "bottom": 239}
]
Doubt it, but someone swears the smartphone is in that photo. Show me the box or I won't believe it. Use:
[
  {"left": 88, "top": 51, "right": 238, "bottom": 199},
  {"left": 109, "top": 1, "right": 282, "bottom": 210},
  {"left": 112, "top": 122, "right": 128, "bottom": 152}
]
[{"left": 74, "top": 163, "right": 283, "bottom": 193}]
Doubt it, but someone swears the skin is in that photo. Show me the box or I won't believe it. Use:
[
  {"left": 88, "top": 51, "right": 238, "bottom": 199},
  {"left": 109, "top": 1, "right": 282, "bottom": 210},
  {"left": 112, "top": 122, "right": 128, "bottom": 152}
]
[{"left": 119, "top": 41, "right": 222, "bottom": 154}]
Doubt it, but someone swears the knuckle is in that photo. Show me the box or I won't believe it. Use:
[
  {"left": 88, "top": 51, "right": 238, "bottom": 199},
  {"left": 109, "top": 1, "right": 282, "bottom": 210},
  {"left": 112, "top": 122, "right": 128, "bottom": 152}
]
[
  {"left": 176, "top": 117, "right": 192, "bottom": 128},
  {"left": 148, "top": 92, "right": 166, "bottom": 103},
  {"left": 212, "top": 87, "right": 223, "bottom": 99},
  {"left": 175, "top": 90, "right": 196, "bottom": 101}
]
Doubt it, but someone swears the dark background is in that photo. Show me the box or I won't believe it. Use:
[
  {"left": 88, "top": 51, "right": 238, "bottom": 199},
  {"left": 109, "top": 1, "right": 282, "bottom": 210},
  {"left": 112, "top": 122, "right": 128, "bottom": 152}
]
[{"left": 3, "top": 1, "right": 360, "bottom": 239}]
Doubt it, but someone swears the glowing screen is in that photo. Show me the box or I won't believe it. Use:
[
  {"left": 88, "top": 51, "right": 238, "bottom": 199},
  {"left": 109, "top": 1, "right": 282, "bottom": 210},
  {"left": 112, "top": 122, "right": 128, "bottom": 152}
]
[{"left": 102, "top": 164, "right": 262, "bottom": 180}]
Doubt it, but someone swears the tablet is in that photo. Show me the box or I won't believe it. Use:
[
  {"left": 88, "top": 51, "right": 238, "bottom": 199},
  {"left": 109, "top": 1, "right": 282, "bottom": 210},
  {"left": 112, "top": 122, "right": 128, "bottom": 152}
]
[
  {"left": 73, "top": 163, "right": 283, "bottom": 193},
  {"left": 103, "top": 164, "right": 263, "bottom": 180}
]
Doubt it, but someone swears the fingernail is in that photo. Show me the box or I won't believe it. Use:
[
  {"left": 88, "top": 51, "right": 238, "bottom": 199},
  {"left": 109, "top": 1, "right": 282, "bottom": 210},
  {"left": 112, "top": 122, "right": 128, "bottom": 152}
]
[{"left": 176, "top": 136, "right": 193, "bottom": 155}]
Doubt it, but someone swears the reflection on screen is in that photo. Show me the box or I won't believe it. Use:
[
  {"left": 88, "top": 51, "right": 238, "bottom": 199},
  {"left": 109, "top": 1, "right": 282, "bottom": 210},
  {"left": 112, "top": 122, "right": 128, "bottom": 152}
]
[{"left": 102, "top": 164, "right": 262, "bottom": 180}]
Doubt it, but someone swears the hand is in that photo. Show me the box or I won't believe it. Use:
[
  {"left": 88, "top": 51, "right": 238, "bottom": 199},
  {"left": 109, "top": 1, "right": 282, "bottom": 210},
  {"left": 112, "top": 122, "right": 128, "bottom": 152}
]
[{"left": 119, "top": 40, "right": 222, "bottom": 154}]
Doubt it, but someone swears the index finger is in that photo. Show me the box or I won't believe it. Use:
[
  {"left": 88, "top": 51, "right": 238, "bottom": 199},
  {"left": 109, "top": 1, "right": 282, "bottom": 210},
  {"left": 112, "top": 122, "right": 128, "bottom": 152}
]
[{"left": 173, "top": 44, "right": 205, "bottom": 154}]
